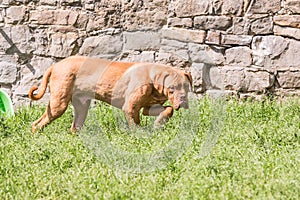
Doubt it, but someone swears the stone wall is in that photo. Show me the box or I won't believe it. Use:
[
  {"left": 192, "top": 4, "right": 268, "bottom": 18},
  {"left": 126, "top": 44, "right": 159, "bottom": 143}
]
[{"left": 1, "top": 0, "right": 300, "bottom": 105}]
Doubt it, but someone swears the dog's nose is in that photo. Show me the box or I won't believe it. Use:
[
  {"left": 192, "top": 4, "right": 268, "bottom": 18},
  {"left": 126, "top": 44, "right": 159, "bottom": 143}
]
[{"left": 179, "top": 93, "right": 187, "bottom": 101}]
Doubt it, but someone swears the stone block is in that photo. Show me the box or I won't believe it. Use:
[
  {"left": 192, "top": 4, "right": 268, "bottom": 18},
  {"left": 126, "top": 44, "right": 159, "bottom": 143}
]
[
  {"left": 86, "top": 14, "right": 106, "bottom": 32},
  {"left": 124, "top": 31, "right": 161, "bottom": 51},
  {"left": 231, "top": 17, "right": 250, "bottom": 35},
  {"left": 56, "top": 10, "right": 78, "bottom": 26},
  {"left": 206, "top": 30, "right": 221, "bottom": 45},
  {"left": 158, "top": 39, "right": 189, "bottom": 64},
  {"left": 277, "top": 69, "right": 300, "bottom": 89},
  {"left": 225, "top": 47, "right": 252, "bottom": 67},
  {"left": 208, "top": 66, "right": 273, "bottom": 92},
  {"left": 253, "top": 36, "right": 300, "bottom": 68},
  {"left": 30, "top": 56, "right": 56, "bottom": 78},
  {"left": 122, "top": 0, "right": 167, "bottom": 31},
  {"left": 0, "top": 8, "right": 4, "bottom": 23},
  {"left": 122, "top": 51, "right": 155, "bottom": 63},
  {"left": 274, "top": 15, "right": 300, "bottom": 28},
  {"left": 75, "top": 13, "right": 89, "bottom": 29},
  {"left": 276, "top": 39, "right": 300, "bottom": 68},
  {"left": 250, "top": 17, "right": 273, "bottom": 35},
  {"left": 5, "top": 6, "right": 26, "bottom": 24},
  {"left": 85, "top": 3, "right": 95, "bottom": 11},
  {"left": 221, "top": 0, "right": 243, "bottom": 16},
  {"left": 0, "top": 27, "right": 12, "bottom": 52},
  {"left": 79, "top": 34, "right": 122, "bottom": 58},
  {"left": 274, "top": 25, "right": 300, "bottom": 40},
  {"left": 156, "top": 40, "right": 189, "bottom": 67},
  {"left": 247, "top": 0, "right": 281, "bottom": 14},
  {"left": 244, "top": 70, "right": 273, "bottom": 92},
  {"left": 30, "top": 9, "right": 78, "bottom": 26},
  {"left": 209, "top": 66, "right": 245, "bottom": 91},
  {"left": 190, "top": 62, "right": 205, "bottom": 92},
  {"left": 32, "top": 29, "right": 49, "bottom": 56},
  {"left": 0, "top": 60, "right": 17, "bottom": 84},
  {"left": 221, "top": 34, "right": 253, "bottom": 46},
  {"left": 194, "top": 16, "right": 232, "bottom": 31},
  {"left": 283, "top": 0, "right": 300, "bottom": 14},
  {"left": 48, "top": 32, "right": 78, "bottom": 58},
  {"left": 173, "top": 0, "right": 210, "bottom": 17},
  {"left": 252, "top": 36, "right": 289, "bottom": 67},
  {"left": 167, "top": 17, "right": 193, "bottom": 28},
  {"left": 162, "top": 27, "right": 206, "bottom": 44},
  {"left": 59, "top": 0, "right": 81, "bottom": 5},
  {"left": 161, "top": 39, "right": 187, "bottom": 49},
  {"left": 189, "top": 43, "right": 225, "bottom": 65},
  {"left": 40, "top": 0, "right": 57, "bottom": 5},
  {"left": 10, "top": 25, "right": 35, "bottom": 54}
]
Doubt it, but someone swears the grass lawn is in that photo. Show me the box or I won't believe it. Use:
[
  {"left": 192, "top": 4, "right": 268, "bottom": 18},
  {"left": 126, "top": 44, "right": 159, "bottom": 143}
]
[{"left": 0, "top": 98, "right": 299, "bottom": 199}]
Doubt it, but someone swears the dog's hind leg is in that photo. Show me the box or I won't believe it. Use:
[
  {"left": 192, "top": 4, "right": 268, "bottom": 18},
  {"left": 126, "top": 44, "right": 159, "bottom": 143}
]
[
  {"left": 70, "top": 94, "right": 91, "bottom": 132},
  {"left": 32, "top": 95, "right": 70, "bottom": 133},
  {"left": 143, "top": 105, "right": 173, "bottom": 127}
]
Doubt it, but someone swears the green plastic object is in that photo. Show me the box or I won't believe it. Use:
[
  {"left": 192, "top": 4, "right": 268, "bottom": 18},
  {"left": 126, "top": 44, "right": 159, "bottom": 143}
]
[{"left": 0, "top": 89, "right": 14, "bottom": 116}]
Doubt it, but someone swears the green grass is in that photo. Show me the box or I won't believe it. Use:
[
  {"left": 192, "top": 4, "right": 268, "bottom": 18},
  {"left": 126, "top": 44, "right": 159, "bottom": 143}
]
[{"left": 0, "top": 98, "right": 299, "bottom": 199}]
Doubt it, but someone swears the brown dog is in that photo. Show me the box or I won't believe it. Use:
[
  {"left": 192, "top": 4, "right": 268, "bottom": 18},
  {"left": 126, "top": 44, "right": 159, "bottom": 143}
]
[{"left": 28, "top": 56, "right": 192, "bottom": 132}]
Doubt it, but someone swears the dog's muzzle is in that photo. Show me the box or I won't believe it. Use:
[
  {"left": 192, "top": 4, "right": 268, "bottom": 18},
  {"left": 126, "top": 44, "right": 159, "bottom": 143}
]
[{"left": 174, "top": 94, "right": 189, "bottom": 110}]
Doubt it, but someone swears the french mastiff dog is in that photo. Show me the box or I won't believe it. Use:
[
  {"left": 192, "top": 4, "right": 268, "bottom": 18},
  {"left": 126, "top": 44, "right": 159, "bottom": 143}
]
[{"left": 28, "top": 56, "right": 192, "bottom": 133}]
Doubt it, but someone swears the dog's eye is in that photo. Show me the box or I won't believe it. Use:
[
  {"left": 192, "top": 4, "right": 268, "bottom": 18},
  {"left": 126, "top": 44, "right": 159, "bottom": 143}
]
[{"left": 169, "top": 86, "right": 175, "bottom": 93}]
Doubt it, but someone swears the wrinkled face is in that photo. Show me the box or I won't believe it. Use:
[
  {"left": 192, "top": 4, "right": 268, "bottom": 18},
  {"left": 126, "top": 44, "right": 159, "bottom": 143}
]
[{"left": 164, "top": 72, "right": 192, "bottom": 110}]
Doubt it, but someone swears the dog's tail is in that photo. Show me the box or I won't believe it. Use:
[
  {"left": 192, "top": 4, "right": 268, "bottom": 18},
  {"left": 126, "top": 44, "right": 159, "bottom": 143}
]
[{"left": 28, "top": 66, "right": 52, "bottom": 101}]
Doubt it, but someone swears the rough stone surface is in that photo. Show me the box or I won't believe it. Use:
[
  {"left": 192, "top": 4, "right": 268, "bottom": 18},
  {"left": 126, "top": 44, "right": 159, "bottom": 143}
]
[
  {"left": 162, "top": 27, "right": 206, "bottom": 44},
  {"left": 244, "top": 70, "right": 274, "bottom": 92},
  {"left": 231, "top": 17, "right": 250, "bottom": 35},
  {"left": 252, "top": 36, "right": 289, "bottom": 68},
  {"left": 283, "top": 0, "right": 300, "bottom": 14},
  {"left": 221, "top": 34, "right": 253, "bottom": 46},
  {"left": 253, "top": 36, "right": 300, "bottom": 68},
  {"left": 190, "top": 63, "right": 205, "bottom": 93},
  {"left": 122, "top": 51, "right": 156, "bottom": 63},
  {"left": 221, "top": 0, "right": 243, "bottom": 16},
  {"left": 274, "top": 15, "right": 300, "bottom": 28},
  {"left": 0, "top": 0, "right": 299, "bottom": 104},
  {"left": 225, "top": 47, "right": 252, "bottom": 67},
  {"left": 247, "top": 0, "right": 281, "bottom": 14},
  {"left": 250, "top": 17, "right": 273, "bottom": 35},
  {"left": 206, "top": 31, "right": 221, "bottom": 45},
  {"left": 277, "top": 69, "right": 300, "bottom": 89},
  {"left": 194, "top": 16, "right": 232, "bottom": 31},
  {"left": 5, "top": 6, "right": 26, "bottom": 24},
  {"left": 189, "top": 44, "right": 225, "bottom": 65},
  {"left": 274, "top": 25, "right": 300, "bottom": 40},
  {"left": 167, "top": 17, "right": 193, "bottom": 28},
  {"left": 208, "top": 67, "right": 273, "bottom": 92},
  {"left": 124, "top": 31, "right": 161, "bottom": 51},
  {"left": 30, "top": 9, "right": 78, "bottom": 26},
  {"left": 173, "top": 0, "right": 210, "bottom": 17},
  {"left": 48, "top": 32, "right": 79, "bottom": 58},
  {"left": 79, "top": 34, "right": 123, "bottom": 58},
  {"left": 122, "top": 0, "right": 168, "bottom": 31},
  {"left": 0, "top": 60, "right": 17, "bottom": 84}
]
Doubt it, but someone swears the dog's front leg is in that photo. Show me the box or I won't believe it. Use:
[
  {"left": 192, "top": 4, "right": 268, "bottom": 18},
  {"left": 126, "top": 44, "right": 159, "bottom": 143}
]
[
  {"left": 143, "top": 105, "right": 173, "bottom": 127},
  {"left": 123, "top": 108, "right": 141, "bottom": 126},
  {"left": 122, "top": 101, "right": 141, "bottom": 127}
]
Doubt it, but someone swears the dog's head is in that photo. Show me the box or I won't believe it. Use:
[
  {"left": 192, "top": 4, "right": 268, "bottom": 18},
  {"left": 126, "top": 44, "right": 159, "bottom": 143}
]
[{"left": 154, "top": 68, "right": 193, "bottom": 110}]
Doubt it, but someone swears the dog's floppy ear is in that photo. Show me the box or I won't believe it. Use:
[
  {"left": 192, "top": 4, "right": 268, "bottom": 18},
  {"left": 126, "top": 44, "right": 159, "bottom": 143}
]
[
  {"left": 185, "top": 72, "right": 193, "bottom": 86},
  {"left": 153, "top": 71, "right": 169, "bottom": 94}
]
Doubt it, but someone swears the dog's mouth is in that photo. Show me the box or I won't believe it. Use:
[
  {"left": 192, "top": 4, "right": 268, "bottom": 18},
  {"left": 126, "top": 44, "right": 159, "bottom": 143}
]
[{"left": 173, "top": 101, "right": 189, "bottom": 110}]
